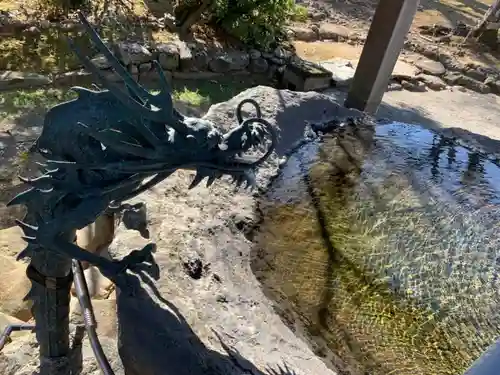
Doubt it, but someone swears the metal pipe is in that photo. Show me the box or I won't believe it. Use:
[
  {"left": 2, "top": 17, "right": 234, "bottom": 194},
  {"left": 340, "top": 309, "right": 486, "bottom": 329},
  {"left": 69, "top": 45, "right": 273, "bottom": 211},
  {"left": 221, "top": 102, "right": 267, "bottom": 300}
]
[
  {"left": 72, "top": 259, "right": 115, "bottom": 375},
  {"left": 0, "top": 323, "right": 35, "bottom": 351}
]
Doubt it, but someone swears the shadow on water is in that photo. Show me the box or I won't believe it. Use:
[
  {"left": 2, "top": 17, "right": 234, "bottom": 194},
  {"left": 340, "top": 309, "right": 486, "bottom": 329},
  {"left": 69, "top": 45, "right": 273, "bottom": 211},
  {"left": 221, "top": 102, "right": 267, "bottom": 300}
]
[{"left": 252, "top": 118, "right": 500, "bottom": 375}]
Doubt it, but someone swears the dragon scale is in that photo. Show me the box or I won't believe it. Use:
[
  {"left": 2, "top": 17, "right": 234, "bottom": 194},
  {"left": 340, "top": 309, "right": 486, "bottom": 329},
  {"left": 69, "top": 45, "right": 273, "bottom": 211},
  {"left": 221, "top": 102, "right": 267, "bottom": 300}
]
[{"left": 8, "top": 12, "right": 277, "bottom": 372}]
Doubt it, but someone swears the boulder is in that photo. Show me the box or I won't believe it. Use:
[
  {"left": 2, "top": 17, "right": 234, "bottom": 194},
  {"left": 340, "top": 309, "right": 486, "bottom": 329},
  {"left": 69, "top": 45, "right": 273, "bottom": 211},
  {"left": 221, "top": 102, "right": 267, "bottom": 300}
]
[
  {"left": 110, "top": 87, "right": 359, "bottom": 375},
  {"left": 248, "top": 57, "right": 269, "bottom": 74},
  {"left": 288, "top": 26, "right": 318, "bottom": 41},
  {"left": 320, "top": 58, "right": 356, "bottom": 88},
  {"left": 157, "top": 43, "right": 180, "bottom": 71},
  {"left": 318, "top": 23, "right": 351, "bottom": 41},
  {"left": 113, "top": 42, "right": 153, "bottom": 65},
  {"left": 414, "top": 58, "right": 446, "bottom": 76},
  {"left": 0, "top": 255, "right": 32, "bottom": 321},
  {"left": 0, "top": 87, "right": 361, "bottom": 375},
  {"left": 0, "top": 227, "right": 26, "bottom": 258},
  {"left": 0, "top": 71, "right": 51, "bottom": 91},
  {"left": 208, "top": 51, "right": 250, "bottom": 73},
  {"left": 417, "top": 74, "right": 447, "bottom": 90}
]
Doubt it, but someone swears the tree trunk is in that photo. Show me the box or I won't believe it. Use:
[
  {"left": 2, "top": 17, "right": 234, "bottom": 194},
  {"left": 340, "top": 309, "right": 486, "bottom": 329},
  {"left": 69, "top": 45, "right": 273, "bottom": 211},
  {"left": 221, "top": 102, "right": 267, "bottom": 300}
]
[{"left": 474, "top": 0, "right": 500, "bottom": 48}]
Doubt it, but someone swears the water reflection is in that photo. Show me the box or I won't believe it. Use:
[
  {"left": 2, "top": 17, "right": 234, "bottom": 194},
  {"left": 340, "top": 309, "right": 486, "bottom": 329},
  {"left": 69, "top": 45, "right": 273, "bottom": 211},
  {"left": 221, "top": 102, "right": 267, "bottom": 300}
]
[{"left": 253, "top": 121, "right": 500, "bottom": 375}]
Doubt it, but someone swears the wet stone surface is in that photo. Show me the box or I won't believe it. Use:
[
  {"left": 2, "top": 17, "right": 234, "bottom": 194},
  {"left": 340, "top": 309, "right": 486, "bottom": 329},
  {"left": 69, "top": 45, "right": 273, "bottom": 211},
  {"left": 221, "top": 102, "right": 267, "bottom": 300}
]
[{"left": 253, "top": 120, "right": 500, "bottom": 375}]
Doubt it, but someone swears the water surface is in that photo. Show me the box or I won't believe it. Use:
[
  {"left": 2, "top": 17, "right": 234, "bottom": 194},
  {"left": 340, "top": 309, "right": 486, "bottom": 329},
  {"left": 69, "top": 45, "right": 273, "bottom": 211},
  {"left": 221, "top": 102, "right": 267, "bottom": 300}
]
[{"left": 253, "top": 121, "right": 500, "bottom": 375}]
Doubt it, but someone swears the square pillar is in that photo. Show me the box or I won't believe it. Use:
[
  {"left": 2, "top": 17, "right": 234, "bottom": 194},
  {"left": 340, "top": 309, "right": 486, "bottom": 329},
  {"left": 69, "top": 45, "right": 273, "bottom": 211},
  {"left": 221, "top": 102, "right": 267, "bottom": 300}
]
[{"left": 344, "top": 0, "right": 420, "bottom": 114}]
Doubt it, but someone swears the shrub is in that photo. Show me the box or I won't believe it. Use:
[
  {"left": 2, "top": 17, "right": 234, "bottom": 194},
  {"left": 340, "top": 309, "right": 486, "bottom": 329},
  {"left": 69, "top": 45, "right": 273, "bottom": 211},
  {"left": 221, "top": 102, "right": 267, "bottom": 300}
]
[{"left": 210, "top": 0, "right": 298, "bottom": 49}]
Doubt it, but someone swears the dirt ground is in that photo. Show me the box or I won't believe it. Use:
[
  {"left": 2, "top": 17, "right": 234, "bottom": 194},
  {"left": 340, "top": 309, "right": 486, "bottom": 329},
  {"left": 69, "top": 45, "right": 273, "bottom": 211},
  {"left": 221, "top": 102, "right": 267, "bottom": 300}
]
[{"left": 298, "top": 0, "right": 500, "bottom": 69}]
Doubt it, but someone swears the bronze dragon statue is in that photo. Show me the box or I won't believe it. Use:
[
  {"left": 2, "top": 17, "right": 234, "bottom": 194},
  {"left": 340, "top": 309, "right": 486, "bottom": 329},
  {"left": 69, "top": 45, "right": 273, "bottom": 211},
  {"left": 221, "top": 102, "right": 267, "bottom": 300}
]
[{"left": 7, "top": 11, "right": 277, "bottom": 373}]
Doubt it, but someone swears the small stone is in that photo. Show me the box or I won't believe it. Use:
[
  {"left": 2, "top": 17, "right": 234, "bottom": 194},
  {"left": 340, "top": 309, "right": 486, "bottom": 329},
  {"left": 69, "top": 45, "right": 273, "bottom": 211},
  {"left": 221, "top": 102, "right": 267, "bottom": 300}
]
[
  {"left": 401, "top": 80, "right": 426, "bottom": 92},
  {"left": 464, "top": 67, "right": 487, "bottom": 82},
  {"left": 176, "top": 41, "right": 195, "bottom": 71},
  {"left": 193, "top": 50, "right": 210, "bottom": 71},
  {"left": 129, "top": 64, "right": 139, "bottom": 75},
  {"left": 138, "top": 62, "right": 152, "bottom": 73},
  {"left": 248, "top": 57, "right": 269, "bottom": 74},
  {"left": 414, "top": 58, "right": 446, "bottom": 76},
  {"left": 387, "top": 82, "right": 403, "bottom": 91},
  {"left": 39, "top": 20, "right": 51, "bottom": 29},
  {"left": 310, "top": 10, "right": 327, "bottom": 22},
  {"left": 391, "top": 60, "right": 420, "bottom": 80},
  {"left": 270, "top": 57, "right": 286, "bottom": 66},
  {"left": 91, "top": 54, "right": 112, "bottom": 70},
  {"left": 417, "top": 74, "right": 447, "bottom": 90},
  {"left": 443, "top": 72, "right": 463, "bottom": 85},
  {"left": 318, "top": 23, "right": 351, "bottom": 41},
  {"left": 457, "top": 75, "right": 491, "bottom": 94},
  {"left": 452, "top": 85, "right": 467, "bottom": 92},
  {"left": 320, "top": 58, "right": 355, "bottom": 88},
  {"left": 494, "top": 80, "right": 500, "bottom": 94},
  {"left": 249, "top": 49, "right": 261, "bottom": 60},
  {"left": 114, "top": 42, "right": 152, "bottom": 65},
  {"left": 23, "top": 25, "right": 40, "bottom": 34},
  {"left": 288, "top": 26, "right": 317, "bottom": 41},
  {"left": 274, "top": 46, "right": 292, "bottom": 60},
  {"left": 208, "top": 51, "right": 249, "bottom": 73},
  {"left": 156, "top": 42, "right": 180, "bottom": 70},
  {"left": 0, "top": 255, "right": 32, "bottom": 321}
]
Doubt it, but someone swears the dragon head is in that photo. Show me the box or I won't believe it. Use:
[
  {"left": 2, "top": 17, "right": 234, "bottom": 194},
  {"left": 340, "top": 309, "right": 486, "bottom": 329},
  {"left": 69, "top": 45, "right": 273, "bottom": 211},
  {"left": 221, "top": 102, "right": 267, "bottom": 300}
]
[{"left": 64, "top": 12, "right": 277, "bottom": 192}]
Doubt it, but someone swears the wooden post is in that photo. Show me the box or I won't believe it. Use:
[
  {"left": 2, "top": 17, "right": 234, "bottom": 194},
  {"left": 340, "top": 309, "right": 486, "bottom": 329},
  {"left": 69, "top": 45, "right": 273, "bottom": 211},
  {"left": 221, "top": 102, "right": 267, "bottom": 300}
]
[{"left": 344, "top": 0, "right": 420, "bottom": 114}]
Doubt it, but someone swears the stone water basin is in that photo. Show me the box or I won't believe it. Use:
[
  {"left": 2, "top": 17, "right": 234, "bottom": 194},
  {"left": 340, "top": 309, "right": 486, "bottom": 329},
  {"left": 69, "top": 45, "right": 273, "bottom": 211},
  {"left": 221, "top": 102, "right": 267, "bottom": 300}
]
[{"left": 252, "top": 120, "right": 500, "bottom": 375}]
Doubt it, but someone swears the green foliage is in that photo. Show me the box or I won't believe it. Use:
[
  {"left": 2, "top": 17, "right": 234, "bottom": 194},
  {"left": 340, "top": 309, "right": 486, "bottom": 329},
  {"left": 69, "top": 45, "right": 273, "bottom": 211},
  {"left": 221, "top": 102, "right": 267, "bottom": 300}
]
[
  {"left": 210, "top": 0, "right": 299, "bottom": 49},
  {"left": 290, "top": 4, "right": 309, "bottom": 22}
]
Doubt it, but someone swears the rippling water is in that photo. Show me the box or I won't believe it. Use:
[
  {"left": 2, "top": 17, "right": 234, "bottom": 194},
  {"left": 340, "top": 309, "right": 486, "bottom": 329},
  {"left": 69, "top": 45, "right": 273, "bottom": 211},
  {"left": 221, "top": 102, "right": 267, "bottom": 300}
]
[{"left": 253, "top": 121, "right": 500, "bottom": 375}]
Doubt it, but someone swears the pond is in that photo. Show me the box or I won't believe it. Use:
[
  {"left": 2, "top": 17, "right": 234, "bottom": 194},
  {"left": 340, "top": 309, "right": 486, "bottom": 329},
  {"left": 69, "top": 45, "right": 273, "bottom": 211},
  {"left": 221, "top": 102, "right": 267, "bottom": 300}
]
[{"left": 252, "top": 119, "right": 500, "bottom": 375}]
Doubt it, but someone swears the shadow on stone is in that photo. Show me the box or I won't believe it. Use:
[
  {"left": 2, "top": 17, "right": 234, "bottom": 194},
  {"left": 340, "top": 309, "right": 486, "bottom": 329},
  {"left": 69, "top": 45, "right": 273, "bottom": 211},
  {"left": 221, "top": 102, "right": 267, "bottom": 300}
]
[{"left": 115, "top": 259, "right": 300, "bottom": 375}]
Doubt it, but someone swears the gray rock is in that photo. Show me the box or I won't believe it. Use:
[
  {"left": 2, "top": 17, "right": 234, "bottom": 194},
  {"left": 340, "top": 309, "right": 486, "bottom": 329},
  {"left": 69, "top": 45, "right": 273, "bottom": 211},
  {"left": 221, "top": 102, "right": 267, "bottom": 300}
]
[
  {"left": 157, "top": 43, "right": 180, "bottom": 70},
  {"left": 318, "top": 23, "right": 350, "bottom": 41},
  {"left": 417, "top": 74, "right": 447, "bottom": 90},
  {"left": 109, "top": 86, "right": 359, "bottom": 375},
  {"left": 175, "top": 41, "right": 195, "bottom": 72},
  {"left": 248, "top": 57, "right": 269, "bottom": 74},
  {"left": 0, "top": 71, "right": 51, "bottom": 90},
  {"left": 248, "top": 49, "right": 261, "bottom": 60},
  {"left": 415, "top": 58, "right": 446, "bottom": 76},
  {"left": 309, "top": 10, "right": 327, "bottom": 22},
  {"left": 193, "top": 50, "right": 210, "bottom": 71},
  {"left": 114, "top": 42, "right": 152, "bottom": 65},
  {"left": 387, "top": 82, "right": 403, "bottom": 91},
  {"left": 91, "top": 54, "right": 112, "bottom": 70},
  {"left": 274, "top": 46, "right": 292, "bottom": 61},
  {"left": 458, "top": 75, "right": 491, "bottom": 94},
  {"left": 54, "top": 70, "right": 92, "bottom": 85},
  {"left": 320, "top": 58, "right": 355, "bottom": 87},
  {"left": 138, "top": 62, "right": 152, "bottom": 73},
  {"left": 494, "top": 81, "right": 500, "bottom": 94},
  {"left": 443, "top": 72, "right": 463, "bottom": 85},
  {"left": 208, "top": 51, "right": 249, "bottom": 73},
  {"left": 402, "top": 80, "right": 427, "bottom": 92},
  {"left": 288, "top": 26, "right": 318, "bottom": 41},
  {"left": 464, "top": 67, "right": 487, "bottom": 82},
  {"left": 129, "top": 64, "right": 139, "bottom": 75}
]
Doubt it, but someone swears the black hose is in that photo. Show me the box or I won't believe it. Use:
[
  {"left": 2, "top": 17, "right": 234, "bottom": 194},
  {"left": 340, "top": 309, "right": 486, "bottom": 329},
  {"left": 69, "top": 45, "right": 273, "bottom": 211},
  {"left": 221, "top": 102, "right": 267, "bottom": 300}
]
[{"left": 72, "top": 259, "right": 115, "bottom": 375}]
